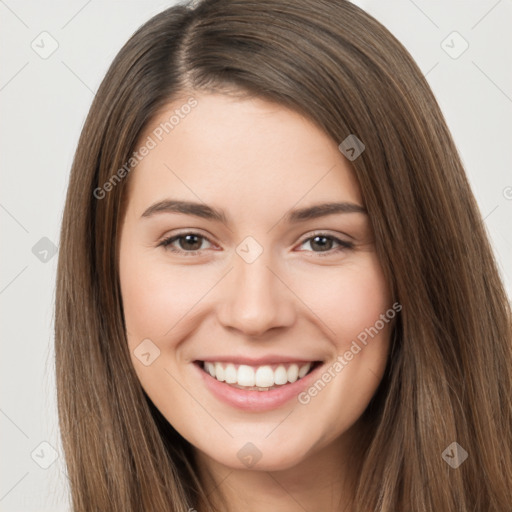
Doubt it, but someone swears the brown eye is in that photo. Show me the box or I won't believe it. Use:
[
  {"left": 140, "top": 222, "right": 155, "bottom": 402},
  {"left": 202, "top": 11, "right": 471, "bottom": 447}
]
[
  {"left": 298, "top": 234, "right": 353, "bottom": 256},
  {"left": 309, "top": 235, "right": 334, "bottom": 251},
  {"left": 159, "top": 232, "right": 213, "bottom": 255}
]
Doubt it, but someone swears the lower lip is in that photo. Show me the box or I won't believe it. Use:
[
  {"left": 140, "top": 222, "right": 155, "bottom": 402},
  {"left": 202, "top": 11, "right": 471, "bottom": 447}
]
[{"left": 193, "top": 361, "right": 323, "bottom": 412}]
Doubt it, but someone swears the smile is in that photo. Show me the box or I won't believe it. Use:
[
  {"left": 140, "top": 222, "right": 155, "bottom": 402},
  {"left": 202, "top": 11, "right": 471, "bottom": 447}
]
[
  {"left": 193, "top": 359, "right": 324, "bottom": 411},
  {"left": 199, "top": 360, "right": 320, "bottom": 390}
]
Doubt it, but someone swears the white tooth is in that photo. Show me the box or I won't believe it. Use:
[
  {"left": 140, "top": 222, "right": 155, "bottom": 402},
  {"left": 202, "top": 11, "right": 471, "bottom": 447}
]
[
  {"left": 274, "top": 365, "right": 288, "bottom": 385},
  {"left": 215, "top": 362, "right": 225, "bottom": 382},
  {"left": 298, "top": 362, "right": 312, "bottom": 378},
  {"left": 287, "top": 364, "right": 299, "bottom": 383},
  {"left": 237, "top": 365, "right": 255, "bottom": 386},
  {"left": 206, "top": 362, "right": 216, "bottom": 377},
  {"left": 255, "top": 365, "right": 274, "bottom": 387},
  {"left": 209, "top": 361, "right": 313, "bottom": 388},
  {"left": 225, "top": 363, "right": 237, "bottom": 383},
  {"left": 205, "top": 362, "right": 215, "bottom": 377}
]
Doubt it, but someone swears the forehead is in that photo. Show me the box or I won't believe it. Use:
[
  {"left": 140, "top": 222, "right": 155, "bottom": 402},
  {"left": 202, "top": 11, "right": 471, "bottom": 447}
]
[{"left": 124, "top": 92, "right": 363, "bottom": 219}]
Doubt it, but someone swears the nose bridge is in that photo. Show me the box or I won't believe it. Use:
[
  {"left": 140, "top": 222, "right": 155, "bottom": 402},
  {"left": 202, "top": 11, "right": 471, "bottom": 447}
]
[{"left": 217, "top": 243, "right": 295, "bottom": 336}]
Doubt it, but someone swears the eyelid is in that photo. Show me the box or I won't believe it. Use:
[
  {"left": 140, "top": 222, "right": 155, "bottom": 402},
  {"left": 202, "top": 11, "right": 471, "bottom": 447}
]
[
  {"left": 157, "top": 230, "right": 216, "bottom": 252},
  {"left": 158, "top": 229, "right": 354, "bottom": 258},
  {"left": 294, "top": 231, "right": 354, "bottom": 256},
  {"left": 296, "top": 229, "right": 352, "bottom": 245}
]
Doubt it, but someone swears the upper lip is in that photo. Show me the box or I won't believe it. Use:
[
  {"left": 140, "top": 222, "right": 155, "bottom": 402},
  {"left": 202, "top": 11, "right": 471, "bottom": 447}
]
[{"left": 196, "top": 355, "right": 322, "bottom": 366}]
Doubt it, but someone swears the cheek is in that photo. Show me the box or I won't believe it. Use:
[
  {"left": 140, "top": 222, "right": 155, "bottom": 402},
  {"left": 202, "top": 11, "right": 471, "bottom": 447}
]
[
  {"left": 294, "top": 253, "right": 392, "bottom": 346},
  {"left": 289, "top": 255, "right": 393, "bottom": 437},
  {"left": 119, "top": 249, "right": 216, "bottom": 348},
  {"left": 120, "top": 261, "right": 166, "bottom": 342},
  {"left": 121, "top": 248, "right": 391, "bottom": 348}
]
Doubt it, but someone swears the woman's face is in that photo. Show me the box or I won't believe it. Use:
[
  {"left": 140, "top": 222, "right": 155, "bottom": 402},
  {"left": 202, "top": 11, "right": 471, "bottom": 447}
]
[{"left": 118, "top": 91, "right": 394, "bottom": 471}]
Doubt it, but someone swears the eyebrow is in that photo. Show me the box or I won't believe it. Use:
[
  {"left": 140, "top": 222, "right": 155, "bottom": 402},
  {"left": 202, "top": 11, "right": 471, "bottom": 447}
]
[{"left": 141, "top": 199, "right": 367, "bottom": 224}]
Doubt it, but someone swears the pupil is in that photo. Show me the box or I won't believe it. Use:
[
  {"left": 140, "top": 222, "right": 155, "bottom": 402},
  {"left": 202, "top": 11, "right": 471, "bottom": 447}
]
[
  {"left": 311, "top": 235, "right": 331, "bottom": 251},
  {"left": 177, "top": 235, "right": 333, "bottom": 252},
  {"left": 181, "top": 234, "right": 201, "bottom": 250}
]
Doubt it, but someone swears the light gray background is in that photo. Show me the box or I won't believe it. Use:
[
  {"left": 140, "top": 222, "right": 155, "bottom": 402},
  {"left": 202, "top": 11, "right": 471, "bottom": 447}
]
[{"left": 1, "top": 1, "right": 511, "bottom": 510}]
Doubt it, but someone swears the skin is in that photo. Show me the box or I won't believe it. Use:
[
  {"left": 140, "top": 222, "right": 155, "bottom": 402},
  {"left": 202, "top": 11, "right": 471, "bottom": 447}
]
[{"left": 118, "top": 91, "right": 394, "bottom": 512}]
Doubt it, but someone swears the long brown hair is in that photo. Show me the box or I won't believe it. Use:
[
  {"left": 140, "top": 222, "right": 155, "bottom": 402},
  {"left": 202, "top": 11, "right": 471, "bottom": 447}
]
[{"left": 55, "top": 0, "right": 512, "bottom": 510}]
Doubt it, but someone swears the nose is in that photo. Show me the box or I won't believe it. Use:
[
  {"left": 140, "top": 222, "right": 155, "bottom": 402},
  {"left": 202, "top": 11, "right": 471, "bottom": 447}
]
[{"left": 216, "top": 250, "right": 296, "bottom": 337}]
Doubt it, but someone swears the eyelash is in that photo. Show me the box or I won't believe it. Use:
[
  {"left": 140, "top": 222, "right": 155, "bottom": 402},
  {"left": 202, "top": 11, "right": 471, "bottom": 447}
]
[{"left": 157, "top": 231, "right": 354, "bottom": 257}]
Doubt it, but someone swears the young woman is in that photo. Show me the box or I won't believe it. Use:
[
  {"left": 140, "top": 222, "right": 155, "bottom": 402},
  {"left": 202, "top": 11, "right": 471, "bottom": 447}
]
[{"left": 55, "top": 0, "right": 512, "bottom": 510}]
